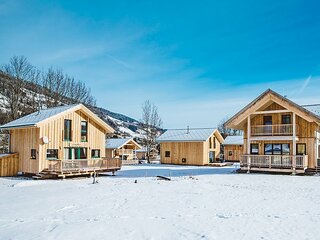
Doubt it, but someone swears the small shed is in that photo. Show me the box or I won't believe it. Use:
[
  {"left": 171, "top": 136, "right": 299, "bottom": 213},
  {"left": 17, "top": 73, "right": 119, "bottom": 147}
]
[
  {"left": 157, "top": 128, "right": 224, "bottom": 165},
  {"left": 106, "top": 138, "right": 142, "bottom": 165},
  {"left": 223, "top": 136, "right": 244, "bottom": 162}
]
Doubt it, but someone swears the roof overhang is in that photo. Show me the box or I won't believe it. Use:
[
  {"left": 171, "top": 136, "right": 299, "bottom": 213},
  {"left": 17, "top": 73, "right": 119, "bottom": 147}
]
[{"left": 225, "top": 89, "right": 320, "bottom": 130}]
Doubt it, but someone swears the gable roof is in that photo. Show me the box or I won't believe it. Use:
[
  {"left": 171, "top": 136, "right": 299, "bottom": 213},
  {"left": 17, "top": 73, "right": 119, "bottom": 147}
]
[
  {"left": 223, "top": 135, "right": 244, "bottom": 145},
  {"left": 0, "top": 104, "right": 114, "bottom": 132},
  {"left": 225, "top": 89, "right": 320, "bottom": 129},
  {"left": 106, "top": 138, "right": 142, "bottom": 149},
  {"left": 302, "top": 104, "right": 320, "bottom": 118},
  {"left": 156, "top": 128, "right": 224, "bottom": 143}
]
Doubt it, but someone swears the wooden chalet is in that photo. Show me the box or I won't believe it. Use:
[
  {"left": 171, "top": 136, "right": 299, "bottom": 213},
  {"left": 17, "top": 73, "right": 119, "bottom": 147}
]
[
  {"left": 157, "top": 128, "right": 224, "bottom": 165},
  {"left": 135, "top": 147, "right": 159, "bottom": 160},
  {"left": 225, "top": 89, "right": 320, "bottom": 174},
  {"left": 223, "top": 136, "right": 244, "bottom": 162},
  {"left": 0, "top": 104, "right": 122, "bottom": 178},
  {"left": 105, "top": 138, "right": 142, "bottom": 165}
]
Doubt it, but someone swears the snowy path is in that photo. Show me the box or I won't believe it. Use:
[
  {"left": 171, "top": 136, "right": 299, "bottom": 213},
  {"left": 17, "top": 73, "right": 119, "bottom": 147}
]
[{"left": 0, "top": 165, "right": 320, "bottom": 240}]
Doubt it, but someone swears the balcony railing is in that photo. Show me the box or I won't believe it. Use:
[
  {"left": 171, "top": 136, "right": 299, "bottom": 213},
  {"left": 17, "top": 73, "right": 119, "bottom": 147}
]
[
  {"left": 251, "top": 124, "right": 298, "bottom": 136},
  {"left": 48, "top": 158, "right": 122, "bottom": 173},
  {"left": 116, "top": 149, "right": 133, "bottom": 155},
  {"left": 241, "top": 155, "right": 308, "bottom": 169}
]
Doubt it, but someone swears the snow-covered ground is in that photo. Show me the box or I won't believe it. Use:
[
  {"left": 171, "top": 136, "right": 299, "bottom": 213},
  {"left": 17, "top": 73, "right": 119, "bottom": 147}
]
[{"left": 0, "top": 164, "right": 320, "bottom": 240}]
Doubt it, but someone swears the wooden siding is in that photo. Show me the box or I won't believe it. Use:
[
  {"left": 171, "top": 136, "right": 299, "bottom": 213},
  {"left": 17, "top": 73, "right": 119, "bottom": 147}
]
[
  {"left": 160, "top": 142, "right": 205, "bottom": 165},
  {"left": 160, "top": 131, "right": 222, "bottom": 165},
  {"left": 10, "top": 128, "right": 39, "bottom": 173},
  {"left": 0, "top": 153, "right": 19, "bottom": 176},
  {"left": 224, "top": 145, "right": 243, "bottom": 161},
  {"left": 10, "top": 109, "right": 108, "bottom": 174},
  {"left": 243, "top": 109, "right": 319, "bottom": 168}
]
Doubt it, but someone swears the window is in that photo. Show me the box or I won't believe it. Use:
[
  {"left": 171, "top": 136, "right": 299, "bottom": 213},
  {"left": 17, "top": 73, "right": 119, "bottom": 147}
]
[
  {"left": 263, "top": 116, "right": 272, "bottom": 125},
  {"left": 47, "top": 149, "right": 58, "bottom": 159},
  {"left": 209, "top": 138, "right": 212, "bottom": 148},
  {"left": 81, "top": 121, "right": 88, "bottom": 142},
  {"left": 165, "top": 151, "right": 170, "bottom": 157},
  {"left": 250, "top": 144, "right": 259, "bottom": 154},
  {"left": 264, "top": 143, "right": 291, "bottom": 155},
  {"left": 296, "top": 144, "right": 306, "bottom": 155},
  {"left": 31, "top": 149, "right": 36, "bottom": 159},
  {"left": 273, "top": 144, "right": 282, "bottom": 155},
  {"left": 282, "top": 144, "right": 290, "bottom": 155},
  {"left": 91, "top": 149, "right": 100, "bottom": 158},
  {"left": 78, "top": 148, "right": 87, "bottom": 159},
  {"left": 213, "top": 137, "right": 216, "bottom": 148},
  {"left": 318, "top": 145, "right": 320, "bottom": 158},
  {"left": 282, "top": 115, "right": 291, "bottom": 124},
  {"left": 228, "top": 150, "right": 233, "bottom": 156},
  {"left": 64, "top": 119, "right": 72, "bottom": 141},
  {"left": 264, "top": 144, "right": 273, "bottom": 155}
]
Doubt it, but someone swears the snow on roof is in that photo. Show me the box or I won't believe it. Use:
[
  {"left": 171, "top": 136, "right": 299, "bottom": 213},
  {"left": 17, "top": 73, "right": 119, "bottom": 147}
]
[
  {"left": 223, "top": 135, "right": 244, "bottom": 145},
  {"left": 157, "top": 128, "right": 216, "bottom": 142},
  {"left": 302, "top": 104, "right": 320, "bottom": 118},
  {"left": 106, "top": 138, "right": 133, "bottom": 149},
  {"left": 0, "top": 104, "right": 80, "bottom": 129}
]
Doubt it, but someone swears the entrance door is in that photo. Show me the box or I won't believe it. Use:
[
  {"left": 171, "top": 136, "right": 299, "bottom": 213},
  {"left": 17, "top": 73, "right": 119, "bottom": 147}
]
[
  {"left": 209, "top": 151, "right": 215, "bottom": 163},
  {"left": 263, "top": 116, "right": 272, "bottom": 135}
]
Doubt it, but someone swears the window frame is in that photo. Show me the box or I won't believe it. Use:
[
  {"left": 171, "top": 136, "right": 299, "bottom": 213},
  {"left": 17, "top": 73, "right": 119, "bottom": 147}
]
[
  {"left": 46, "top": 149, "right": 59, "bottom": 160},
  {"left": 282, "top": 114, "right": 291, "bottom": 124},
  {"left": 264, "top": 143, "right": 291, "bottom": 155},
  {"left": 31, "top": 149, "right": 36, "bottom": 159},
  {"left": 296, "top": 143, "right": 306, "bottom": 155},
  {"left": 165, "top": 151, "right": 170, "bottom": 157},
  {"left": 64, "top": 119, "right": 72, "bottom": 141},
  {"left": 250, "top": 144, "right": 259, "bottom": 155},
  {"left": 91, "top": 149, "right": 101, "bottom": 158},
  {"left": 81, "top": 121, "right": 88, "bottom": 142},
  {"left": 228, "top": 150, "right": 233, "bottom": 157}
]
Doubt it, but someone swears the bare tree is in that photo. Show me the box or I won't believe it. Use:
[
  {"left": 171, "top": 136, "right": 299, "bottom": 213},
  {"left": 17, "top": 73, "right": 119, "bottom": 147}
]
[
  {"left": 141, "top": 100, "right": 162, "bottom": 162},
  {"left": 218, "top": 116, "right": 242, "bottom": 138},
  {"left": 0, "top": 56, "right": 35, "bottom": 120}
]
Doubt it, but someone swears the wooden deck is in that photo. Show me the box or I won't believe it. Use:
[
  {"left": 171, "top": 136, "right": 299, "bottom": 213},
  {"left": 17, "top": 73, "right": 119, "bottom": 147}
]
[
  {"left": 36, "top": 158, "right": 122, "bottom": 179},
  {"left": 241, "top": 155, "right": 308, "bottom": 174}
]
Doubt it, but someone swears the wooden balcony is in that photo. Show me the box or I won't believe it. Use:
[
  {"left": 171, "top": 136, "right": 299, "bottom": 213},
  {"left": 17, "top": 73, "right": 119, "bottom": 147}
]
[
  {"left": 116, "top": 149, "right": 133, "bottom": 155},
  {"left": 241, "top": 154, "right": 308, "bottom": 173},
  {"left": 251, "top": 124, "right": 298, "bottom": 136},
  {"left": 47, "top": 158, "right": 122, "bottom": 174}
]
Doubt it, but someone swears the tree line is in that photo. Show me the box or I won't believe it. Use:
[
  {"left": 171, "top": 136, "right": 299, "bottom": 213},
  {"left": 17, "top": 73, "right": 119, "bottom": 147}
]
[{"left": 0, "top": 56, "right": 96, "bottom": 123}]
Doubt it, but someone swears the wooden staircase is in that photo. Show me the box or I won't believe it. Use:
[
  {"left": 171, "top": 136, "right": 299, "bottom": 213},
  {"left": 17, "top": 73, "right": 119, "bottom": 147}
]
[{"left": 32, "top": 169, "right": 59, "bottom": 180}]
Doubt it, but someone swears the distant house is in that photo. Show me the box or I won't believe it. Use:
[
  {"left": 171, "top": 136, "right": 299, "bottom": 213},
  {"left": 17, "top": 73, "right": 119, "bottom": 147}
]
[
  {"left": 223, "top": 136, "right": 244, "bottom": 162},
  {"left": 0, "top": 104, "right": 121, "bottom": 178},
  {"left": 157, "top": 128, "right": 224, "bottom": 165},
  {"left": 106, "top": 138, "right": 142, "bottom": 165},
  {"left": 225, "top": 89, "right": 320, "bottom": 174},
  {"left": 135, "top": 147, "right": 159, "bottom": 160}
]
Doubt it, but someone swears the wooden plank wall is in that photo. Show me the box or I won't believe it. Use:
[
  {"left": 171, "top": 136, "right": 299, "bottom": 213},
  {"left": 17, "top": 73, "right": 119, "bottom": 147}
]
[
  {"left": 160, "top": 132, "right": 222, "bottom": 165},
  {"left": 10, "top": 128, "right": 39, "bottom": 173},
  {"left": 224, "top": 145, "right": 243, "bottom": 161},
  {"left": 242, "top": 102, "right": 319, "bottom": 168},
  {"left": 160, "top": 142, "right": 204, "bottom": 165},
  {"left": 0, "top": 153, "right": 20, "bottom": 176},
  {"left": 38, "top": 109, "right": 106, "bottom": 172}
]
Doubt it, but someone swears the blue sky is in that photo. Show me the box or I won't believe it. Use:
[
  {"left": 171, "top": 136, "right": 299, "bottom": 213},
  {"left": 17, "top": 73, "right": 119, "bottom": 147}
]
[{"left": 0, "top": 0, "right": 320, "bottom": 128}]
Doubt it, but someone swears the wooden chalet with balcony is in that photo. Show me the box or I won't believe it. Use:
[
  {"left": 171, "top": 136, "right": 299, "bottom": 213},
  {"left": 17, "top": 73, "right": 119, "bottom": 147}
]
[
  {"left": 0, "top": 104, "right": 122, "bottom": 178},
  {"left": 225, "top": 89, "right": 320, "bottom": 174},
  {"left": 105, "top": 138, "right": 142, "bottom": 165}
]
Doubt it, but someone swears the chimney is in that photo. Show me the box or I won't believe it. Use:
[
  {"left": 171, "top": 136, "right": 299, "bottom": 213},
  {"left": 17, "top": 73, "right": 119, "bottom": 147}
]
[{"left": 186, "top": 126, "right": 190, "bottom": 134}]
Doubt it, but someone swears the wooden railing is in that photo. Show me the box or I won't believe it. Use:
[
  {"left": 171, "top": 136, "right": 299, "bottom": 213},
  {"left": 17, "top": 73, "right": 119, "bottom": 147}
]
[
  {"left": 48, "top": 158, "right": 122, "bottom": 173},
  {"left": 241, "top": 155, "right": 308, "bottom": 169},
  {"left": 251, "top": 124, "right": 298, "bottom": 136},
  {"left": 116, "top": 149, "right": 133, "bottom": 155}
]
